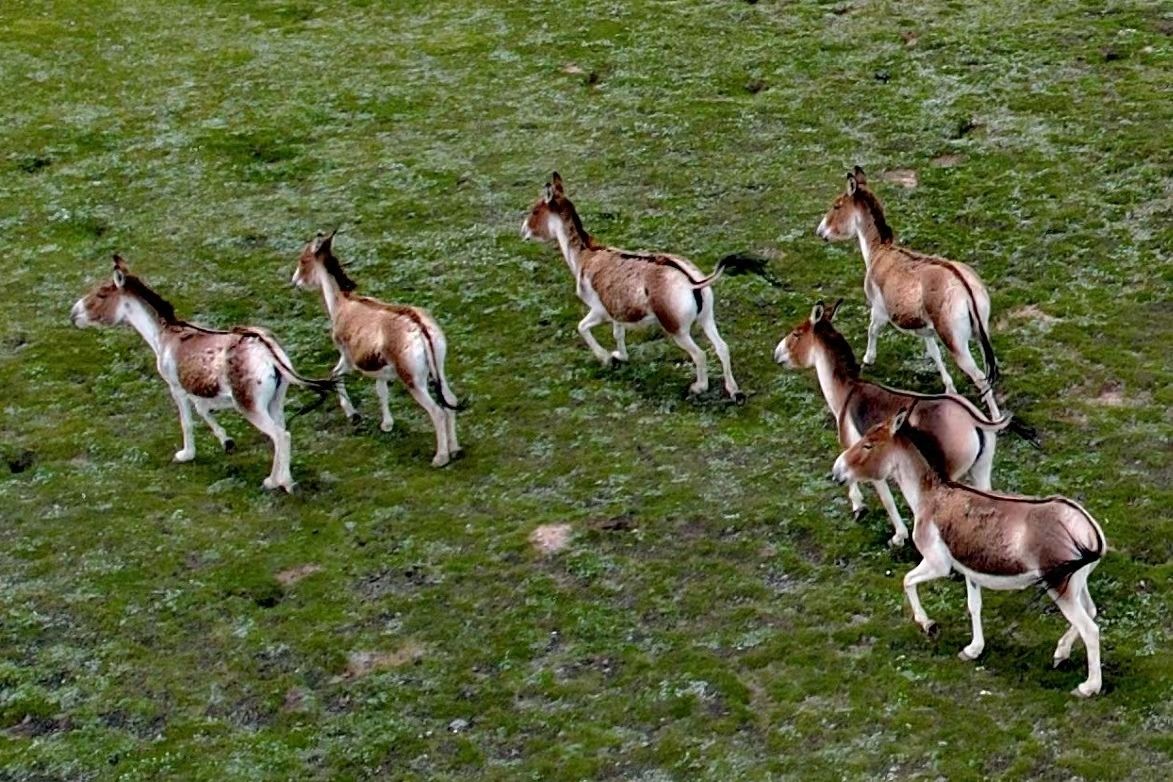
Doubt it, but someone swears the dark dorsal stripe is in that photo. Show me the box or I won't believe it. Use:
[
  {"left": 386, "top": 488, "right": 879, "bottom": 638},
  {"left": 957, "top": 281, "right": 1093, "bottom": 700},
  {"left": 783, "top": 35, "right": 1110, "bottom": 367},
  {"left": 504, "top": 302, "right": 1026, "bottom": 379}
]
[
  {"left": 321, "top": 250, "right": 358, "bottom": 292},
  {"left": 813, "top": 321, "right": 860, "bottom": 379}
]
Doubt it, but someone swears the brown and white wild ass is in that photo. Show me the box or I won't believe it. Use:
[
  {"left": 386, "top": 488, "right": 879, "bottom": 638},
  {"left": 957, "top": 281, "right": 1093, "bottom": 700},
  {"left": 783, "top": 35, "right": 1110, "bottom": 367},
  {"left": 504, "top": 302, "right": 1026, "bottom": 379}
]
[
  {"left": 816, "top": 167, "right": 1001, "bottom": 416},
  {"left": 292, "top": 231, "right": 461, "bottom": 467},
  {"left": 71, "top": 255, "right": 333, "bottom": 492},
  {"left": 522, "top": 172, "right": 744, "bottom": 401},
  {"left": 774, "top": 299, "right": 1028, "bottom": 547},
  {"left": 831, "top": 409, "right": 1106, "bottom": 697}
]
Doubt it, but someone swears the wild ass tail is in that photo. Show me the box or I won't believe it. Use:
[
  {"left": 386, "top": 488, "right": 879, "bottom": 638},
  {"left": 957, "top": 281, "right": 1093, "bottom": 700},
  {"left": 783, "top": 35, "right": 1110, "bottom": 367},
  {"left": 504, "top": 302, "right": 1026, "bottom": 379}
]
[
  {"left": 962, "top": 284, "right": 999, "bottom": 388},
  {"left": 1007, "top": 416, "right": 1042, "bottom": 449},
  {"left": 1038, "top": 510, "right": 1106, "bottom": 594},
  {"left": 417, "top": 322, "right": 464, "bottom": 411}
]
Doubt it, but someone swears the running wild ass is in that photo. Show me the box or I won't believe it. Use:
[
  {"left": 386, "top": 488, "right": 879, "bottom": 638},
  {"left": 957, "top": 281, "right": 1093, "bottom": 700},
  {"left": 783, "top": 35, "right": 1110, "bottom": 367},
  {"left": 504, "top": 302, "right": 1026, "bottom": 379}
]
[
  {"left": 831, "top": 410, "right": 1106, "bottom": 697},
  {"left": 71, "top": 255, "right": 333, "bottom": 492},
  {"left": 291, "top": 231, "right": 461, "bottom": 467},
  {"left": 521, "top": 172, "right": 744, "bottom": 401},
  {"left": 774, "top": 299, "right": 1031, "bottom": 546},
  {"left": 816, "top": 167, "right": 1001, "bottom": 416}
]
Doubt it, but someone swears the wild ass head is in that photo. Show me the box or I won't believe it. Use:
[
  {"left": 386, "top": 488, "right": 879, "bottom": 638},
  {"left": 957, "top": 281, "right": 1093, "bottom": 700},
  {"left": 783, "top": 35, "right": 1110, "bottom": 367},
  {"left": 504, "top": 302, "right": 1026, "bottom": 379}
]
[
  {"left": 831, "top": 408, "right": 911, "bottom": 485},
  {"left": 71, "top": 255, "right": 177, "bottom": 328},
  {"left": 520, "top": 171, "right": 590, "bottom": 249},
  {"left": 292, "top": 229, "right": 356, "bottom": 292},
  {"left": 773, "top": 298, "right": 843, "bottom": 368},
  {"left": 815, "top": 166, "right": 893, "bottom": 244}
]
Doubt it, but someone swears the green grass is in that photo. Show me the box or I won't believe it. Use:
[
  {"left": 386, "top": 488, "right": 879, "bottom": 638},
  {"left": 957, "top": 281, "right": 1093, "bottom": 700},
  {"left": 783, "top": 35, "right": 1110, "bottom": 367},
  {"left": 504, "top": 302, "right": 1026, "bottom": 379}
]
[{"left": 1, "top": 0, "right": 1170, "bottom": 779}]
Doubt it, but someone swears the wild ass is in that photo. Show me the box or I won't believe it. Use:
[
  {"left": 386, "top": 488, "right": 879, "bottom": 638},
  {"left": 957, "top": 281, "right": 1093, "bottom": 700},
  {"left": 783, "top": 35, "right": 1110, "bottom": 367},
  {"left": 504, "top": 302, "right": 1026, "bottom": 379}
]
[
  {"left": 774, "top": 299, "right": 1030, "bottom": 547},
  {"left": 70, "top": 255, "right": 333, "bottom": 492},
  {"left": 291, "top": 231, "right": 461, "bottom": 467},
  {"left": 831, "top": 409, "right": 1106, "bottom": 697},
  {"left": 521, "top": 171, "right": 744, "bottom": 401},
  {"left": 816, "top": 167, "right": 1001, "bottom": 416}
]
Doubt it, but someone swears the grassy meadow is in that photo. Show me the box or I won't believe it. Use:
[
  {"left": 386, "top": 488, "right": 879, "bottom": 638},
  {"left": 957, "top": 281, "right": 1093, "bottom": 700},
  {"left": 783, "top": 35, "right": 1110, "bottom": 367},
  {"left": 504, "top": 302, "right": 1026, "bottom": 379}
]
[{"left": 1, "top": 0, "right": 1170, "bottom": 779}]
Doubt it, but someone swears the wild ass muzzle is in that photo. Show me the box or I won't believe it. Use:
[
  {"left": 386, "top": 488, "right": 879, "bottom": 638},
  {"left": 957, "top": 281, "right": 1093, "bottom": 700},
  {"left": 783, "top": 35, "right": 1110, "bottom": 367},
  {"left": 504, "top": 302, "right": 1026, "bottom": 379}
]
[
  {"left": 291, "top": 231, "right": 462, "bottom": 467},
  {"left": 831, "top": 409, "right": 1107, "bottom": 697},
  {"left": 521, "top": 171, "right": 745, "bottom": 402},
  {"left": 774, "top": 299, "right": 1027, "bottom": 547},
  {"left": 70, "top": 255, "right": 334, "bottom": 492},
  {"left": 816, "top": 166, "right": 1002, "bottom": 417}
]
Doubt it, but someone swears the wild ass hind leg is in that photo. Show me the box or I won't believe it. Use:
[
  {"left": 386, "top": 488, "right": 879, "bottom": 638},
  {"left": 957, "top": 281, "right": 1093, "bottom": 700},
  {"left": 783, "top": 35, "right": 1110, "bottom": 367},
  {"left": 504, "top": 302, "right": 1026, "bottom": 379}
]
[
  {"left": 669, "top": 328, "right": 709, "bottom": 396},
  {"left": 698, "top": 303, "right": 743, "bottom": 402},
  {"left": 404, "top": 377, "right": 452, "bottom": 468},
  {"left": 611, "top": 322, "right": 628, "bottom": 363},
  {"left": 193, "top": 398, "right": 234, "bottom": 453},
  {"left": 923, "top": 336, "right": 958, "bottom": 394},
  {"left": 577, "top": 307, "right": 613, "bottom": 366},
  {"left": 968, "top": 431, "right": 996, "bottom": 490},
  {"left": 240, "top": 405, "right": 294, "bottom": 493},
  {"left": 331, "top": 356, "right": 361, "bottom": 423},
  {"left": 903, "top": 535, "right": 953, "bottom": 637},
  {"left": 169, "top": 386, "right": 198, "bottom": 463},
  {"left": 374, "top": 378, "right": 395, "bottom": 432},
  {"left": 871, "top": 480, "right": 909, "bottom": 547},
  {"left": 942, "top": 330, "right": 1000, "bottom": 418},
  {"left": 959, "top": 578, "right": 985, "bottom": 660},
  {"left": 1052, "top": 572, "right": 1097, "bottom": 666},
  {"left": 1050, "top": 578, "right": 1102, "bottom": 697}
]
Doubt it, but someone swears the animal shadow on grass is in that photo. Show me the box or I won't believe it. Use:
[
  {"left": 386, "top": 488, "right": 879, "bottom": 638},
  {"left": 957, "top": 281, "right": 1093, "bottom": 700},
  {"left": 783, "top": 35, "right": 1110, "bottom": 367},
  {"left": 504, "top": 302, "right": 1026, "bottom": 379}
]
[{"left": 596, "top": 346, "right": 747, "bottom": 408}]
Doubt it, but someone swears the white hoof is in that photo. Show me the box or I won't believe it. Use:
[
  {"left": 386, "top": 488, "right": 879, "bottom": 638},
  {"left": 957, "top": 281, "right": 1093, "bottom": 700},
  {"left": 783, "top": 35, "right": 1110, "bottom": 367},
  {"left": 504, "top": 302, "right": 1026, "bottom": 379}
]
[
  {"left": 432, "top": 453, "right": 451, "bottom": 468},
  {"left": 888, "top": 532, "right": 908, "bottom": 548},
  {"left": 610, "top": 351, "right": 627, "bottom": 363},
  {"left": 689, "top": 381, "right": 708, "bottom": 396},
  {"left": 958, "top": 645, "right": 983, "bottom": 661},
  {"left": 1073, "top": 681, "right": 1100, "bottom": 698},
  {"left": 262, "top": 476, "right": 278, "bottom": 490},
  {"left": 173, "top": 449, "right": 196, "bottom": 463},
  {"left": 380, "top": 420, "right": 395, "bottom": 433},
  {"left": 1052, "top": 654, "right": 1068, "bottom": 669}
]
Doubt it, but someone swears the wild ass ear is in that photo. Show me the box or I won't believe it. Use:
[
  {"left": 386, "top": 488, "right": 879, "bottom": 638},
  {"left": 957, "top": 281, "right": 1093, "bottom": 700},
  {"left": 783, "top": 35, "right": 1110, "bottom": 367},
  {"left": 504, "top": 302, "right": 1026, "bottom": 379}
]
[
  {"left": 852, "top": 165, "right": 867, "bottom": 185},
  {"left": 810, "top": 300, "right": 825, "bottom": 324},
  {"left": 315, "top": 229, "right": 336, "bottom": 256},
  {"left": 846, "top": 173, "right": 859, "bottom": 196},
  {"left": 825, "top": 298, "right": 844, "bottom": 320},
  {"left": 543, "top": 182, "right": 555, "bottom": 203},
  {"left": 550, "top": 171, "right": 565, "bottom": 197},
  {"left": 890, "top": 407, "right": 909, "bottom": 435},
  {"left": 112, "top": 254, "right": 128, "bottom": 287}
]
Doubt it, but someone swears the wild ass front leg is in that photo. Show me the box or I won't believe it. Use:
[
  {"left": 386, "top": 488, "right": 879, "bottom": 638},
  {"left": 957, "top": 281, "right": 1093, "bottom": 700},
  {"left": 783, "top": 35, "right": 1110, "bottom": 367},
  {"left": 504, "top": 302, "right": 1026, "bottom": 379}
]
[
  {"left": 330, "top": 356, "right": 360, "bottom": 422},
  {"left": 863, "top": 304, "right": 886, "bottom": 365},
  {"left": 577, "top": 308, "right": 613, "bottom": 366},
  {"left": 871, "top": 480, "right": 909, "bottom": 547},
  {"left": 169, "top": 387, "right": 197, "bottom": 463},
  {"left": 611, "top": 322, "right": 628, "bottom": 363},
  {"left": 959, "top": 578, "right": 985, "bottom": 660},
  {"left": 902, "top": 546, "right": 952, "bottom": 636},
  {"left": 193, "top": 398, "right": 234, "bottom": 453},
  {"left": 923, "top": 336, "right": 957, "bottom": 394},
  {"left": 374, "top": 379, "right": 395, "bottom": 432}
]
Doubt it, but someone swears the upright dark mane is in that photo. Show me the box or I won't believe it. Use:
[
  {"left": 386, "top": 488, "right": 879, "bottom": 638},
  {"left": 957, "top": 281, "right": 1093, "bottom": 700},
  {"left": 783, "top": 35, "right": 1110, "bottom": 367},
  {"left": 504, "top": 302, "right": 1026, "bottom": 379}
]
[
  {"left": 813, "top": 320, "right": 861, "bottom": 378},
  {"left": 899, "top": 420, "right": 951, "bottom": 479},
  {"left": 560, "top": 196, "right": 597, "bottom": 250},
  {"left": 123, "top": 274, "right": 179, "bottom": 324},
  {"left": 321, "top": 249, "right": 358, "bottom": 292},
  {"left": 854, "top": 188, "right": 894, "bottom": 244}
]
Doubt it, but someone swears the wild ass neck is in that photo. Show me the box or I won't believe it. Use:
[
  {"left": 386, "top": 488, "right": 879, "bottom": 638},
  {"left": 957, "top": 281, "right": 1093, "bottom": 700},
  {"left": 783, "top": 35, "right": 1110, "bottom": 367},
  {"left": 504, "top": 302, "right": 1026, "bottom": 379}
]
[
  {"left": 812, "top": 349, "right": 854, "bottom": 419},
  {"left": 316, "top": 271, "right": 346, "bottom": 322},
  {"left": 122, "top": 297, "right": 169, "bottom": 355},
  {"left": 889, "top": 444, "right": 942, "bottom": 514},
  {"left": 853, "top": 210, "right": 890, "bottom": 267}
]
